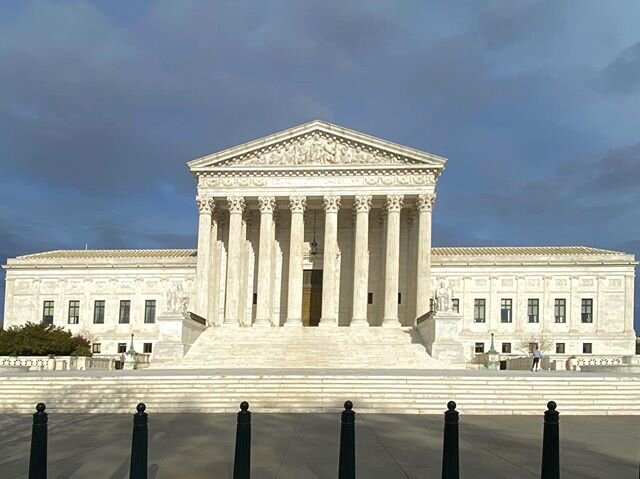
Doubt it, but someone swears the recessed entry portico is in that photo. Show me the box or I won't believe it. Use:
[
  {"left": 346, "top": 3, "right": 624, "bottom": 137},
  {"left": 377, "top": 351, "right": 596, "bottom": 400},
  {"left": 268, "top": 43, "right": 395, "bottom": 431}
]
[{"left": 188, "top": 120, "right": 445, "bottom": 328}]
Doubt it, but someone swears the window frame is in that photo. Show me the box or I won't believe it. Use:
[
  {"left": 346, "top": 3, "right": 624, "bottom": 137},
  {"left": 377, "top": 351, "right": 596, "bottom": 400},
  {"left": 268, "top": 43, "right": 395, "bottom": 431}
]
[
  {"left": 144, "top": 299, "right": 156, "bottom": 324},
  {"left": 119, "top": 300, "right": 131, "bottom": 324},
  {"left": 582, "top": 342, "right": 592, "bottom": 354},
  {"left": 143, "top": 343, "right": 153, "bottom": 354},
  {"left": 93, "top": 300, "right": 105, "bottom": 324},
  {"left": 68, "top": 300, "right": 80, "bottom": 324},
  {"left": 500, "top": 298, "right": 513, "bottom": 323},
  {"left": 92, "top": 343, "right": 101, "bottom": 354},
  {"left": 117, "top": 343, "right": 127, "bottom": 354},
  {"left": 554, "top": 298, "right": 566, "bottom": 323},
  {"left": 501, "top": 342, "right": 512, "bottom": 354},
  {"left": 555, "top": 343, "right": 565, "bottom": 354},
  {"left": 452, "top": 298, "right": 459, "bottom": 313},
  {"left": 42, "top": 300, "right": 54, "bottom": 325},
  {"left": 581, "top": 299, "right": 593, "bottom": 323},
  {"left": 473, "top": 299, "right": 486, "bottom": 323},
  {"left": 527, "top": 298, "right": 539, "bottom": 323},
  {"left": 474, "top": 342, "right": 485, "bottom": 354}
]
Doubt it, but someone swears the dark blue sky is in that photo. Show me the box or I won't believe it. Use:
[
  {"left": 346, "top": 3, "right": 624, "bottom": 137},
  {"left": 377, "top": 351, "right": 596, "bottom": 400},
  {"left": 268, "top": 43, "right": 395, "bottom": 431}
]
[{"left": 1, "top": 1, "right": 639, "bottom": 331}]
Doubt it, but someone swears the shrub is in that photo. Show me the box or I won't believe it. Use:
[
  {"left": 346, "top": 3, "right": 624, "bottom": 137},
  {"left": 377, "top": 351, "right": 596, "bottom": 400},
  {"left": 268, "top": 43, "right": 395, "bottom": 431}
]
[{"left": 0, "top": 322, "right": 92, "bottom": 356}]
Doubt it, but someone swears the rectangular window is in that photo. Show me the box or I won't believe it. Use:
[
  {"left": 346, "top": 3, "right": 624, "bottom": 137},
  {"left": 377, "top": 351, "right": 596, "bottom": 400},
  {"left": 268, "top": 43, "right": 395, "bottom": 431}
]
[
  {"left": 527, "top": 299, "right": 539, "bottom": 323},
  {"left": 93, "top": 300, "right": 105, "bottom": 324},
  {"left": 475, "top": 342, "right": 485, "bottom": 353},
  {"left": 501, "top": 342, "right": 511, "bottom": 354},
  {"left": 367, "top": 293, "right": 373, "bottom": 305},
  {"left": 583, "top": 343, "right": 592, "bottom": 354},
  {"left": 452, "top": 298, "right": 459, "bottom": 313},
  {"left": 581, "top": 299, "right": 593, "bottom": 323},
  {"left": 143, "top": 343, "right": 153, "bottom": 354},
  {"left": 555, "top": 343, "right": 565, "bottom": 354},
  {"left": 473, "top": 299, "right": 486, "bottom": 323},
  {"left": 42, "top": 301, "right": 54, "bottom": 325},
  {"left": 68, "top": 300, "right": 80, "bottom": 324},
  {"left": 117, "top": 343, "right": 127, "bottom": 354},
  {"left": 500, "top": 299, "right": 512, "bottom": 323},
  {"left": 144, "top": 300, "right": 156, "bottom": 323},
  {"left": 529, "top": 342, "right": 538, "bottom": 353},
  {"left": 119, "top": 300, "right": 131, "bottom": 324},
  {"left": 554, "top": 299, "right": 566, "bottom": 323},
  {"left": 92, "top": 343, "right": 101, "bottom": 354}
]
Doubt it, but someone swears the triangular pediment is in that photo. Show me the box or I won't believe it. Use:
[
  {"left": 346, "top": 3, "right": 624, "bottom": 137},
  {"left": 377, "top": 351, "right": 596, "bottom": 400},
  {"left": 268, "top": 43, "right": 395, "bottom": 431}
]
[{"left": 188, "top": 120, "right": 447, "bottom": 171}]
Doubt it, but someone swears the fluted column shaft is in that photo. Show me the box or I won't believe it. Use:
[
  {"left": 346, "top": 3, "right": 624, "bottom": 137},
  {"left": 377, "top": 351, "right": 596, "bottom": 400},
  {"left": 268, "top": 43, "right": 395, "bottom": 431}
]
[
  {"left": 207, "top": 213, "right": 220, "bottom": 326},
  {"left": 320, "top": 196, "right": 341, "bottom": 326},
  {"left": 224, "top": 196, "right": 245, "bottom": 325},
  {"left": 255, "top": 197, "right": 276, "bottom": 325},
  {"left": 351, "top": 195, "right": 372, "bottom": 326},
  {"left": 383, "top": 194, "right": 403, "bottom": 326},
  {"left": 195, "top": 195, "right": 213, "bottom": 319},
  {"left": 415, "top": 193, "right": 435, "bottom": 320},
  {"left": 286, "top": 196, "right": 306, "bottom": 326}
]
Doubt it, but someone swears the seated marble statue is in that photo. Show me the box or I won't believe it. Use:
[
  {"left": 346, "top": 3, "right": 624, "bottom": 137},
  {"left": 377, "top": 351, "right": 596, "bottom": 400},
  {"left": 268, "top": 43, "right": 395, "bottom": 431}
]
[{"left": 435, "top": 280, "right": 453, "bottom": 312}]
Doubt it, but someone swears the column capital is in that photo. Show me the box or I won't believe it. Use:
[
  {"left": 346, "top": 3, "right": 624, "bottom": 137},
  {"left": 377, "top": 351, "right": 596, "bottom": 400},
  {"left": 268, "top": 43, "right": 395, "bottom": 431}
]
[
  {"left": 196, "top": 195, "right": 214, "bottom": 214},
  {"left": 416, "top": 193, "right": 436, "bottom": 212},
  {"left": 289, "top": 195, "right": 307, "bottom": 213},
  {"left": 353, "top": 195, "right": 372, "bottom": 213},
  {"left": 385, "top": 194, "right": 404, "bottom": 213},
  {"left": 258, "top": 196, "right": 277, "bottom": 214},
  {"left": 227, "top": 196, "right": 246, "bottom": 214},
  {"left": 323, "top": 195, "right": 341, "bottom": 213}
]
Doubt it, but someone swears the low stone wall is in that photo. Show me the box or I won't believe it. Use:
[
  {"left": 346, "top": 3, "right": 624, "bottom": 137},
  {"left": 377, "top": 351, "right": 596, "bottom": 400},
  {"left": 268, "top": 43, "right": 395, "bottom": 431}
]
[{"left": 0, "top": 356, "right": 117, "bottom": 371}]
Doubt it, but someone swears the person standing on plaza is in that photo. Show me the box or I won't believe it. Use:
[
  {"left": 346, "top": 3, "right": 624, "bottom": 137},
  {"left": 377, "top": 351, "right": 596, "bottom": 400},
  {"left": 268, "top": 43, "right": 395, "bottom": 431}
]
[{"left": 531, "top": 347, "right": 543, "bottom": 371}]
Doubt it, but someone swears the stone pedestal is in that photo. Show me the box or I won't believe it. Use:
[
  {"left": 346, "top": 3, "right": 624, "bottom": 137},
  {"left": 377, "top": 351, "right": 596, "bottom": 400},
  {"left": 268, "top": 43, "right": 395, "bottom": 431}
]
[
  {"left": 416, "top": 311, "right": 464, "bottom": 363},
  {"left": 152, "top": 312, "right": 207, "bottom": 362}
]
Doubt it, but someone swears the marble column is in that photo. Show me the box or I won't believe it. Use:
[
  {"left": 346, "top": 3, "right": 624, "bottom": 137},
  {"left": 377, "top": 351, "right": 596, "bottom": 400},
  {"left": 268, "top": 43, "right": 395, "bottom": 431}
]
[
  {"left": 285, "top": 196, "right": 306, "bottom": 326},
  {"left": 224, "top": 196, "right": 245, "bottom": 326},
  {"left": 415, "top": 193, "right": 436, "bottom": 320},
  {"left": 195, "top": 195, "right": 214, "bottom": 319},
  {"left": 206, "top": 211, "right": 220, "bottom": 326},
  {"left": 255, "top": 196, "right": 276, "bottom": 326},
  {"left": 382, "top": 194, "right": 403, "bottom": 327},
  {"left": 320, "top": 195, "right": 341, "bottom": 326},
  {"left": 351, "top": 195, "right": 372, "bottom": 326}
]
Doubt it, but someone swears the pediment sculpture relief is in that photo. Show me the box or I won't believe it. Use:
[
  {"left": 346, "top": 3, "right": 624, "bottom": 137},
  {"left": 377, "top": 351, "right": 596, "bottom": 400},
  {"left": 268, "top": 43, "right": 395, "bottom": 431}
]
[{"left": 225, "top": 132, "right": 419, "bottom": 167}]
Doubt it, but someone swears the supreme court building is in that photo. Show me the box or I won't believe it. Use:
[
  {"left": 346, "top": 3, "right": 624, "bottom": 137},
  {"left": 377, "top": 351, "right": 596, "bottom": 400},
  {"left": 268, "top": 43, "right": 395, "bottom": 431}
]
[{"left": 2, "top": 121, "right": 637, "bottom": 366}]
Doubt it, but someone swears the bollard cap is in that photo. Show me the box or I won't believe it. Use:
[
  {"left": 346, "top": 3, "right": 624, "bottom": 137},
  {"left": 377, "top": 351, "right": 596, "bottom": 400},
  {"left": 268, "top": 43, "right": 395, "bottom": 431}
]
[
  {"left": 344, "top": 400, "right": 353, "bottom": 411},
  {"left": 136, "top": 403, "right": 146, "bottom": 413},
  {"left": 36, "top": 403, "right": 46, "bottom": 413},
  {"left": 546, "top": 401, "right": 557, "bottom": 412},
  {"left": 240, "top": 401, "right": 249, "bottom": 412},
  {"left": 447, "top": 401, "right": 457, "bottom": 411}
]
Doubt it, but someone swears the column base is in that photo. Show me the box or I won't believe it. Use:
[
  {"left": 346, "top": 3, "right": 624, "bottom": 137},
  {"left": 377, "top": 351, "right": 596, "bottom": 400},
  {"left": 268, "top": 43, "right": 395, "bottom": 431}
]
[
  {"left": 319, "top": 318, "right": 338, "bottom": 327},
  {"left": 284, "top": 319, "right": 303, "bottom": 327},
  {"left": 222, "top": 321, "right": 240, "bottom": 327},
  {"left": 253, "top": 318, "right": 271, "bottom": 327},
  {"left": 350, "top": 318, "right": 369, "bottom": 327},
  {"left": 382, "top": 318, "right": 400, "bottom": 327}
]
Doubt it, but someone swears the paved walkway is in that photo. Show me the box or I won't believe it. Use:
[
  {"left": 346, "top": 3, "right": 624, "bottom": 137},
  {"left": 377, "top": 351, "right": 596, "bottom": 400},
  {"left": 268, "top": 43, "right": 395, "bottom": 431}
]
[{"left": 1, "top": 412, "right": 638, "bottom": 478}]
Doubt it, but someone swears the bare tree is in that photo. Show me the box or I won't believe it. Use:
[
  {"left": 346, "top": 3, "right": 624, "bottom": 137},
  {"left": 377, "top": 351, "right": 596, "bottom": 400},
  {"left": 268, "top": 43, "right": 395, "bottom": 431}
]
[{"left": 515, "top": 334, "right": 553, "bottom": 355}]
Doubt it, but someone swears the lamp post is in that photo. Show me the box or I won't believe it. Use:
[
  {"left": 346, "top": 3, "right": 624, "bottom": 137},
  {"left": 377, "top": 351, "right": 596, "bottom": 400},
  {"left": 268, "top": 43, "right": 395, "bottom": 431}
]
[{"left": 487, "top": 332, "right": 500, "bottom": 370}]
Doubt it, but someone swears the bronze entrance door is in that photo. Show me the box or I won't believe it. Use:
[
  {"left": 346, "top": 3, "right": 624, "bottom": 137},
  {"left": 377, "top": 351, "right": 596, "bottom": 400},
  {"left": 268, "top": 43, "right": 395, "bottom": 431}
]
[{"left": 302, "top": 270, "right": 323, "bottom": 326}]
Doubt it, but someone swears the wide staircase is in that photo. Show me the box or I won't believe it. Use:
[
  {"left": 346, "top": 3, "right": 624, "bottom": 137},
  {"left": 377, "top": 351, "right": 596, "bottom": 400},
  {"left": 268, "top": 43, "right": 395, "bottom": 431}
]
[
  {"left": 171, "top": 326, "right": 452, "bottom": 369},
  {"left": 1, "top": 371, "right": 638, "bottom": 414}
]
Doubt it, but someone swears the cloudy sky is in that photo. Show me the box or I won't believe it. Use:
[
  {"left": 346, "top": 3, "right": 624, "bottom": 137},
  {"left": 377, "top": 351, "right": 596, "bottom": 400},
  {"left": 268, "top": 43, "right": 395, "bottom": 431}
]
[{"left": 1, "top": 0, "right": 639, "bottom": 330}]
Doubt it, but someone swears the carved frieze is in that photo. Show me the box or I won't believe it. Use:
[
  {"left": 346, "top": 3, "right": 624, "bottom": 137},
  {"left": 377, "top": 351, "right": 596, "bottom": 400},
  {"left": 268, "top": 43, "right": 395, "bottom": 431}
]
[{"left": 222, "top": 131, "right": 422, "bottom": 168}]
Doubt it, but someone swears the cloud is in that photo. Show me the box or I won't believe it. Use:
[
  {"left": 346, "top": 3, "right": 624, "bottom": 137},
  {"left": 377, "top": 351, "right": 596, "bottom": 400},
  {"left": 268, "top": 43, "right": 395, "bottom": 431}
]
[{"left": 600, "top": 41, "right": 640, "bottom": 94}]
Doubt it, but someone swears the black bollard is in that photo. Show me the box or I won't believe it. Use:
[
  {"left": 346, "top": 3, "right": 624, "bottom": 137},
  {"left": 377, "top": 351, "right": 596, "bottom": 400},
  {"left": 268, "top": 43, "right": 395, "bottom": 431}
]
[
  {"left": 338, "top": 400, "right": 356, "bottom": 479},
  {"left": 442, "top": 401, "right": 459, "bottom": 479},
  {"left": 29, "top": 402, "right": 48, "bottom": 479},
  {"left": 130, "top": 403, "right": 148, "bottom": 479},
  {"left": 233, "top": 401, "right": 251, "bottom": 479},
  {"left": 541, "top": 401, "right": 560, "bottom": 479}
]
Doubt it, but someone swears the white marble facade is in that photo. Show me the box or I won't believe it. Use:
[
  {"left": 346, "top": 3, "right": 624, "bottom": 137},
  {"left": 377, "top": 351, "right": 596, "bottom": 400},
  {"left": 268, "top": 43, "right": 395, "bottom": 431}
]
[{"left": 2, "top": 121, "right": 637, "bottom": 362}]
